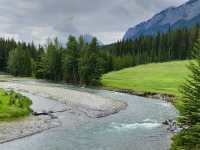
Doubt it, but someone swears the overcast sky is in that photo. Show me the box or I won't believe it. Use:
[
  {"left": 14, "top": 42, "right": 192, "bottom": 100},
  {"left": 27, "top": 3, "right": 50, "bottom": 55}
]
[{"left": 0, "top": 0, "right": 188, "bottom": 45}]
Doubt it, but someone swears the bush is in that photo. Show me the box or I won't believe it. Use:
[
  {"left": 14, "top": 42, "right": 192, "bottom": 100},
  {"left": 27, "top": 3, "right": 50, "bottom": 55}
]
[{"left": 0, "top": 89, "right": 32, "bottom": 120}]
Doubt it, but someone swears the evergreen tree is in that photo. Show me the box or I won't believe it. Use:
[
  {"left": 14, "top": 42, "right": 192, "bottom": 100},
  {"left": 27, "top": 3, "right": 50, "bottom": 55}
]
[
  {"left": 177, "top": 39, "right": 200, "bottom": 126},
  {"left": 79, "top": 52, "right": 101, "bottom": 85},
  {"left": 45, "top": 38, "right": 63, "bottom": 81},
  {"left": 79, "top": 37, "right": 108, "bottom": 85},
  {"left": 171, "top": 39, "right": 200, "bottom": 150},
  {"left": 33, "top": 54, "right": 49, "bottom": 79},
  {"left": 63, "top": 35, "right": 79, "bottom": 83},
  {"left": 7, "top": 45, "right": 32, "bottom": 76}
]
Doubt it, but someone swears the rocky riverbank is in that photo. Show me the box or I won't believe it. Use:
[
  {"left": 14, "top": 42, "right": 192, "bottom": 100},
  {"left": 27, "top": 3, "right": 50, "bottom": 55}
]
[
  {"left": 0, "top": 115, "right": 60, "bottom": 144},
  {"left": 103, "top": 88, "right": 176, "bottom": 103},
  {"left": 0, "top": 78, "right": 128, "bottom": 143},
  {"left": 0, "top": 81, "right": 127, "bottom": 118}
]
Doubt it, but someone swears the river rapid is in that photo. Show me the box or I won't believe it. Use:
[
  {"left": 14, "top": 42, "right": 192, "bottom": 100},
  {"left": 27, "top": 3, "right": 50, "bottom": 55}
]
[{"left": 0, "top": 80, "right": 177, "bottom": 150}]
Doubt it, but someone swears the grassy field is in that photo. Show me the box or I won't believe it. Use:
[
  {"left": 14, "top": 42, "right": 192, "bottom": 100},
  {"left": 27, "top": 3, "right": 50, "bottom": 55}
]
[
  {"left": 0, "top": 89, "right": 32, "bottom": 120},
  {"left": 101, "top": 60, "right": 191, "bottom": 96}
]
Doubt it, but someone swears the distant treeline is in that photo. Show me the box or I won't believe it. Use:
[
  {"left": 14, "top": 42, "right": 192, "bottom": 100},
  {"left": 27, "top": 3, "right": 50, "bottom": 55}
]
[
  {"left": 102, "top": 24, "right": 200, "bottom": 70},
  {"left": 0, "top": 24, "right": 200, "bottom": 85},
  {"left": 0, "top": 39, "right": 39, "bottom": 72}
]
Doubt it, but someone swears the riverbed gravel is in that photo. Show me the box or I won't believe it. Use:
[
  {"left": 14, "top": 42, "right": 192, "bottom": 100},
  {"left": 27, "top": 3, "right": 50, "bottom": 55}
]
[
  {"left": 0, "top": 78, "right": 127, "bottom": 144},
  {"left": 0, "top": 115, "right": 60, "bottom": 144}
]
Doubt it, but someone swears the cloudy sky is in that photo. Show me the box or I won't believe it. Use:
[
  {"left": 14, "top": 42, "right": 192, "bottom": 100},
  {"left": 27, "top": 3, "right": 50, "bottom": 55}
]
[{"left": 0, "top": 0, "right": 188, "bottom": 45}]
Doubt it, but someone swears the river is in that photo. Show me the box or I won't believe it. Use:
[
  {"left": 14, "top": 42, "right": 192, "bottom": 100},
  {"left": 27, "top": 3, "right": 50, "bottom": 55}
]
[{"left": 0, "top": 80, "right": 177, "bottom": 150}]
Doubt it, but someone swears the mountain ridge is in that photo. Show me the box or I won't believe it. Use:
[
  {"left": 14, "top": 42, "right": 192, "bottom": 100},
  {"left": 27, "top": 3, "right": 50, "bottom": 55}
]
[{"left": 123, "top": 0, "right": 200, "bottom": 40}]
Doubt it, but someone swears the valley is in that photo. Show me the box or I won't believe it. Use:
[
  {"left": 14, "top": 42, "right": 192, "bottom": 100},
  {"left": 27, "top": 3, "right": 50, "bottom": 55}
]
[{"left": 0, "top": 0, "right": 200, "bottom": 149}]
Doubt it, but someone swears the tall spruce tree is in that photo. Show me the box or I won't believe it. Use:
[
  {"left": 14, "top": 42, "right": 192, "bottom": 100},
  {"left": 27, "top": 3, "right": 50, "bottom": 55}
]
[
  {"left": 46, "top": 38, "right": 63, "bottom": 81},
  {"left": 177, "top": 39, "right": 200, "bottom": 126},
  {"left": 63, "top": 35, "right": 79, "bottom": 83},
  {"left": 171, "top": 39, "right": 200, "bottom": 150}
]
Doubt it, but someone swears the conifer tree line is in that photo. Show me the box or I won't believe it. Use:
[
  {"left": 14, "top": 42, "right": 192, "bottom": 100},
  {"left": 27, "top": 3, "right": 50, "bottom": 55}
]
[
  {"left": 0, "top": 24, "right": 200, "bottom": 85},
  {"left": 0, "top": 38, "right": 40, "bottom": 72},
  {"left": 0, "top": 36, "right": 112, "bottom": 85},
  {"left": 103, "top": 24, "right": 200, "bottom": 70}
]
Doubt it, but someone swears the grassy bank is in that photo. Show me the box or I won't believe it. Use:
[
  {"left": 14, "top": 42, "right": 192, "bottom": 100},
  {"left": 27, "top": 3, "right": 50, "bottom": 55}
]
[
  {"left": 101, "top": 60, "right": 190, "bottom": 96},
  {"left": 0, "top": 89, "right": 32, "bottom": 120}
]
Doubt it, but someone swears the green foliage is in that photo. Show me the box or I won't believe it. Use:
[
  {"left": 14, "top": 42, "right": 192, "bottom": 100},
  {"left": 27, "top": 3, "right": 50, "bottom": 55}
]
[
  {"left": 101, "top": 24, "right": 200, "bottom": 70},
  {"left": 0, "top": 89, "right": 32, "bottom": 120},
  {"left": 0, "top": 38, "right": 39, "bottom": 72},
  {"left": 1, "top": 23, "right": 200, "bottom": 86},
  {"left": 2, "top": 24, "right": 200, "bottom": 86},
  {"left": 0, "top": 38, "right": 17, "bottom": 71},
  {"left": 63, "top": 36, "right": 79, "bottom": 83},
  {"left": 7, "top": 45, "right": 32, "bottom": 76},
  {"left": 171, "top": 124, "right": 200, "bottom": 150},
  {"left": 112, "top": 55, "right": 135, "bottom": 70},
  {"left": 176, "top": 39, "right": 200, "bottom": 126},
  {"left": 33, "top": 55, "right": 49, "bottom": 79},
  {"left": 78, "top": 37, "right": 110, "bottom": 85},
  {"left": 79, "top": 52, "right": 100, "bottom": 85},
  {"left": 171, "top": 39, "right": 200, "bottom": 150},
  {"left": 62, "top": 35, "right": 111, "bottom": 85},
  {"left": 45, "top": 38, "right": 63, "bottom": 81}
]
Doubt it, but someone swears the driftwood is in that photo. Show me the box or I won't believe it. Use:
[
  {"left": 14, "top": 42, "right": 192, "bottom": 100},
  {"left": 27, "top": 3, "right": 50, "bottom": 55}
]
[{"left": 32, "top": 110, "right": 58, "bottom": 119}]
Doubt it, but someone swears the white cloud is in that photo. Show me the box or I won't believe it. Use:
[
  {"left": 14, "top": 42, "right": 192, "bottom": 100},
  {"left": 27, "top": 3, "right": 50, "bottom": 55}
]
[
  {"left": 0, "top": 0, "right": 188, "bottom": 44},
  {"left": 95, "top": 32, "right": 124, "bottom": 45}
]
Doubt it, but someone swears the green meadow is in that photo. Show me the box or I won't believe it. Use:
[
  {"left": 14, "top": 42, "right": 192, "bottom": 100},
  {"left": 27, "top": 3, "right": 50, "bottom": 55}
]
[{"left": 101, "top": 60, "right": 190, "bottom": 96}]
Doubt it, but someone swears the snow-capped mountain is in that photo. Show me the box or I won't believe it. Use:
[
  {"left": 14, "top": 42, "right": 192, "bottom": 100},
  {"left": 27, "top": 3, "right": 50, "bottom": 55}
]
[{"left": 123, "top": 0, "right": 200, "bottom": 40}]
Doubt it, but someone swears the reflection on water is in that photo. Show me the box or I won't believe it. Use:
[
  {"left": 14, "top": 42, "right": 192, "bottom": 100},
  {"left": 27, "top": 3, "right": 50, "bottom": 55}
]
[{"left": 0, "top": 81, "right": 177, "bottom": 150}]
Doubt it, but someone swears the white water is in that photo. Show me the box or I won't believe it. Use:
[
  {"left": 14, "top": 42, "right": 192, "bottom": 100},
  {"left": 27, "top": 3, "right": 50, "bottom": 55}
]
[{"left": 109, "top": 122, "right": 161, "bottom": 131}]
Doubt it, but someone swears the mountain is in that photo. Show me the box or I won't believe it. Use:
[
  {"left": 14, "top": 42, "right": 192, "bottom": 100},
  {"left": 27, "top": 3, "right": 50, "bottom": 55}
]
[
  {"left": 82, "top": 34, "right": 103, "bottom": 45},
  {"left": 123, "top": 0, "right": 200, "bottom": 40}
]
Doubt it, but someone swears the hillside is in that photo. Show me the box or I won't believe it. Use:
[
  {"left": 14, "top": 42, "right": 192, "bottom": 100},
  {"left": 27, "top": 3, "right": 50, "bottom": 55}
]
[
  {"left": 101, "top": 60, "right": 190, "bottom": 96},
  {"left": 124, "top": 0, "right": 200, "bottom": 40}
]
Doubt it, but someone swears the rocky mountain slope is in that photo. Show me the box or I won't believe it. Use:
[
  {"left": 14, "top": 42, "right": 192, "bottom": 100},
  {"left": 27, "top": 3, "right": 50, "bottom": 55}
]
[{"left": 124, "top": 0, "right": 200, "bottom": 40}]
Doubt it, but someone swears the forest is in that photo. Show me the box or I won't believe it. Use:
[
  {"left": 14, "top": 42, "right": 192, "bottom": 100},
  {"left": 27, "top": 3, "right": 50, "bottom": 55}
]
[
  {"left": 0, "top": 36, "right": 112, "bottom": 85},
  {"left": 0, "top": 24, "right": 200, "bottom": 85},
  {"left": 102, "top": 24, "right": 200, "bottom": 70}
]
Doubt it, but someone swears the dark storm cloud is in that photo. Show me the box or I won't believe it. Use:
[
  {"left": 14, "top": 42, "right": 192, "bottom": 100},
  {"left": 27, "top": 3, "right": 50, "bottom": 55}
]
[{"left": 0, "top": 0, "right": 188, "bottom": 44}]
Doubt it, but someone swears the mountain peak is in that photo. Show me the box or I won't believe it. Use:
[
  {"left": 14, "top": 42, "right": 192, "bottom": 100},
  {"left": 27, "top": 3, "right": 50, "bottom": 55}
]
[
  {"left": 123, "top": 0, "right": 200, "bottom": 40},
  {"left": 186, "top": 0, "right": 198, "bottom": 5}
]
